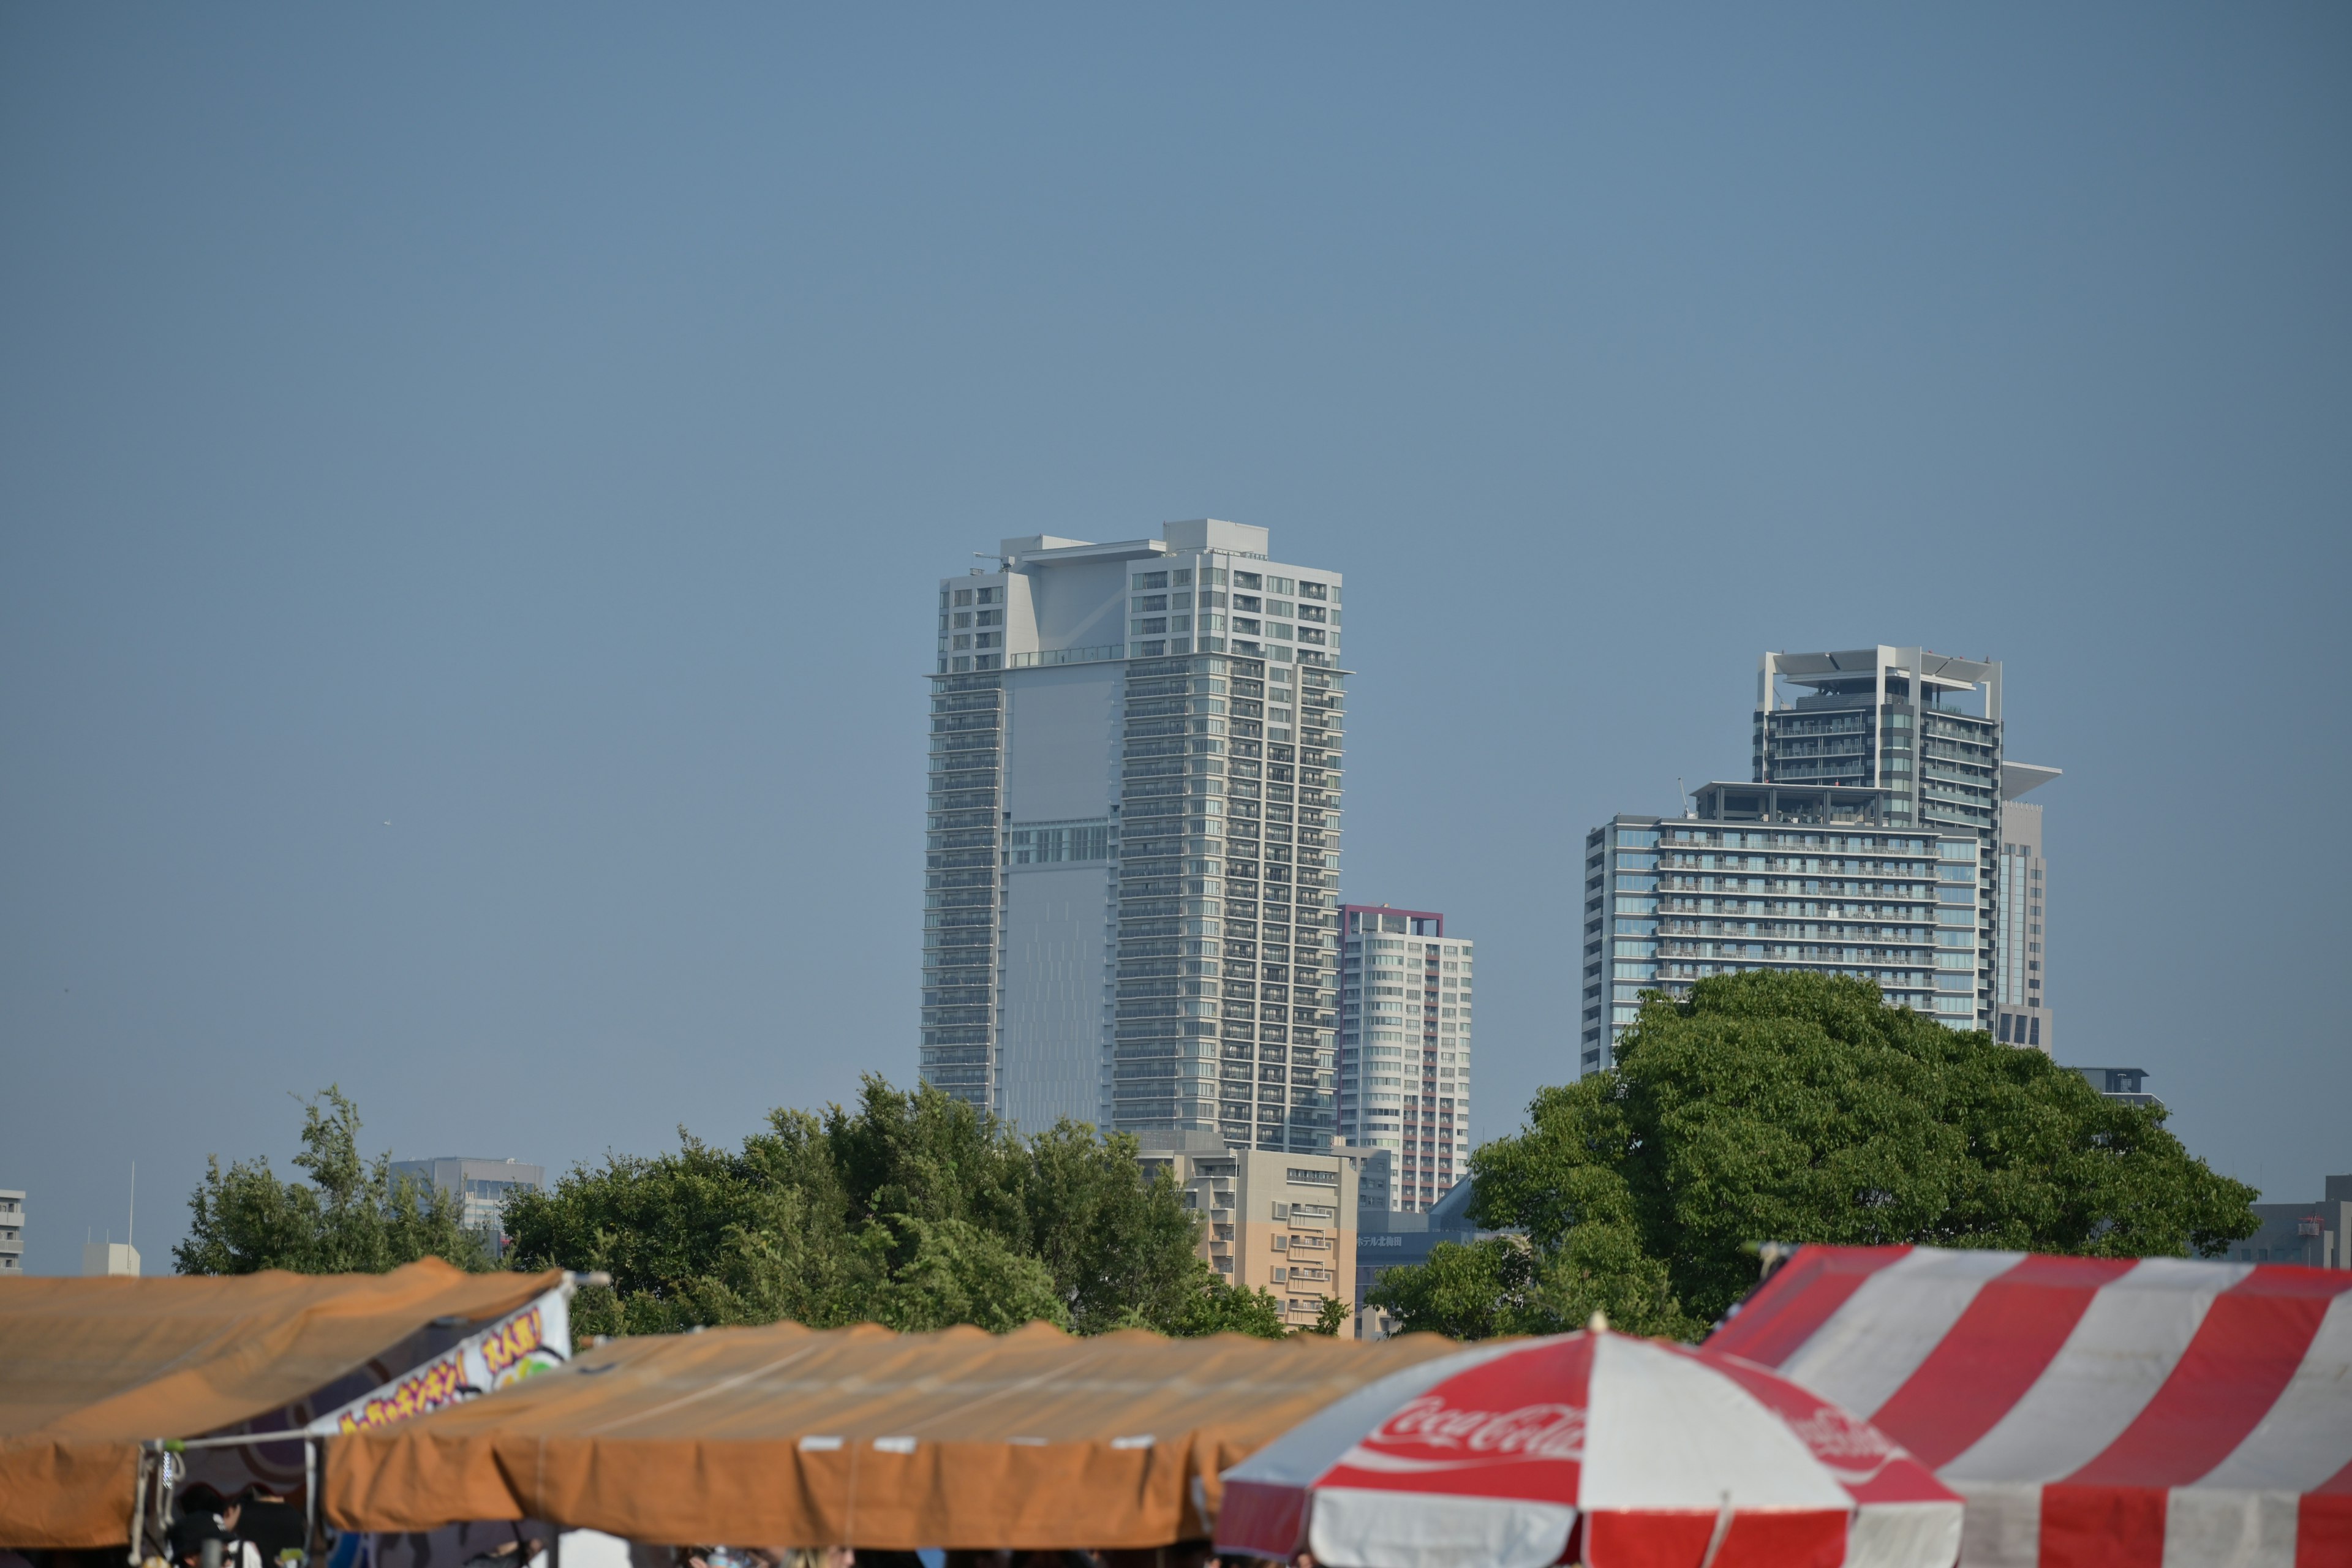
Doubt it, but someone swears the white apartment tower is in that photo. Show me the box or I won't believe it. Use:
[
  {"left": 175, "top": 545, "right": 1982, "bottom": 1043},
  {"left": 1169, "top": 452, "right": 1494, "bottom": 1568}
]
[
  {"left": 920, "top": 519, "right": 1346, "bottom": 1152},
  {"left": 1336, "top": 906, "right": 1474, "bottom": 1213}
]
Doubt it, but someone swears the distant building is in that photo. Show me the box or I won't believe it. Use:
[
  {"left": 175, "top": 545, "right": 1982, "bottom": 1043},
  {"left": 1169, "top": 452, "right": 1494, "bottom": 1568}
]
[
  {"left": 1332, "top": 1143, "right": 1394, "bottom": 1223},
  {"left": 1994, "top": 780, "right": 2059, "bottom": 1052},
  {"left": 2069, "top": 1066, "right": 2157, "bottom": 1108},
  {"left": 2238, "top": 1176, "right": 2352, "bottom": 1270},
  {"left": 390, "top": 1158, "right": 546, "bottom": 1243},
  {"left": 0, "top": 1190, "right": 21, "bottom": 1275},
  {"left": 82, "top": 1242, "right": 139, "bottom": 1276},
  {"left": 1354, "top": 1179, "right": 1492, "bottom": 1339},
  {"left": 918, "top": 519, "right": 1346, "bottom": 1155},
  {"left": 1583, "top": 793, "right": 1980, "bottom": 1074},
  {"left": 1336, "top": 907, "right": 1474, "bottom": 1212},
  {"left": 1136, "top": 1131, "right": 1358, "bottom": 1333}
]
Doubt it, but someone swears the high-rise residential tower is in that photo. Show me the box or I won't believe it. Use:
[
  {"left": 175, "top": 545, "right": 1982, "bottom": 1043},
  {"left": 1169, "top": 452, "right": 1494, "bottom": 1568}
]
[
  {"left": 1578, "top": 647, "right": 2057, "bottom": 1072},
  {"left": 919, "top": 519, "right": 1346, "bottom": 1152},
  {"left": 1336, "top": 906, "right": 1474, "bottom": 1213}
]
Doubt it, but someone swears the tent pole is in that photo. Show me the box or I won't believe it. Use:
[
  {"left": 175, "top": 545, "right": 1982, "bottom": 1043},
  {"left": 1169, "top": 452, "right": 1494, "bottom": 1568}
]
[
  {"left": 127, "top": 1444, "right": 152, "bottom": 1566},
  {"left": 306, "top": 1437, "right": 320, "bottom": 1562}
]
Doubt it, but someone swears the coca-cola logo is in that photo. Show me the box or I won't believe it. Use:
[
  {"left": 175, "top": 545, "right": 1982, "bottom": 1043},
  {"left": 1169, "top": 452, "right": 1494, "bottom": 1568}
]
[
  {"left": 1781, "top": 1404, "right": 1896, "bottom": 1480},
  {"left": 1367, "top": 1393, "right": 1586, "bottom": 1461}
]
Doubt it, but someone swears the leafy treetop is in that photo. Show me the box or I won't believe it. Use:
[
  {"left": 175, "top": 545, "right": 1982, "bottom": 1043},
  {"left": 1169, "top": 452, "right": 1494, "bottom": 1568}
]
[
  {"left": 1369, "top": 971, "right": 2258, "bottom": 1341},
  {"left": 504, "top": 1076, "right": 1313, "bottom": 1340},
  {"left": 175, "top": 1087, "right": 489, "bottom": 1276}
]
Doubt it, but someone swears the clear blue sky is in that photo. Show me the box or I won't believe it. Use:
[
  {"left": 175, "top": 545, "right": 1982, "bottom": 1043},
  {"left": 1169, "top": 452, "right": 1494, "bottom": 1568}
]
[{"left": 4, "top": 6, "right": 2345, "bottom": 1275}]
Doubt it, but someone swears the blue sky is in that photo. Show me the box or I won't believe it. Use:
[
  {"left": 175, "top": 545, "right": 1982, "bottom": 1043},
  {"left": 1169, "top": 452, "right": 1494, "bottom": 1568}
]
[{"left": 4, "top": 6, "right": 2346, "bottom": 1273}]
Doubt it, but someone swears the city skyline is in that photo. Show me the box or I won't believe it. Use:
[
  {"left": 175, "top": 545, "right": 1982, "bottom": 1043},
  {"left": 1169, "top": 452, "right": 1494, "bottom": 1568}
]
[{"left": 5, "top": 7, "right": 2343, "bottom": 1273}]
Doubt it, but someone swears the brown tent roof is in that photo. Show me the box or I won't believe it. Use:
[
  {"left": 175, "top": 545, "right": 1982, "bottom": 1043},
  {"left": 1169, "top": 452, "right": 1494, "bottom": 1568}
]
[
  {"left": 327, "top": 1319, "right": 1466, "bottom": 1550},
  {"left": 0, "top": 1260, "right": 560, "bottom": 1548}
]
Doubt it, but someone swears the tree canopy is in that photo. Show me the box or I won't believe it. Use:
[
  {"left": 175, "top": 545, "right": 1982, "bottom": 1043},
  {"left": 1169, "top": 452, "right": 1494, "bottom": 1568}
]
[
  {"left": 175, "top": 1086, "right": 491, "bottom": 1275},
  {"left": 1369, "top": 971, "right": 2259, "bottom": 1341},
  {"left": 505, "top": 1076, "right": 1305, "bottom": 1340}
]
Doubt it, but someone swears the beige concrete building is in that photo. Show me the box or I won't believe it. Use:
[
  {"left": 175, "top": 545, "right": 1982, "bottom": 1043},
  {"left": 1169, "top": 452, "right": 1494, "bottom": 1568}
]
[{"left": 1137, "top": 1131, "right": 1358, "bottom": 1332}]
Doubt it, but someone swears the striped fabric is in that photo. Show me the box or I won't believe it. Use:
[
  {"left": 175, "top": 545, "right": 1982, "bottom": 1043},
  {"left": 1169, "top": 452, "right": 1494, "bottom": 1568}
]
[{"left": 1708, "top": 1246, "right": 2352, "bottom": 1568}]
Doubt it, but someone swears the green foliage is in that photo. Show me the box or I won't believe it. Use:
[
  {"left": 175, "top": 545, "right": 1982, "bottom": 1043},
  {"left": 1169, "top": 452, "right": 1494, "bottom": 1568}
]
[
  {"left": 508, "top": 1076, "right": 1235, "bottom": 1338},
  {"left": 1303, "top": 1295, "right": 1352, "bottom": 1337},
  {"left": 175, "top": 1087, "right": 491, "bottom": 1275},
  {"left": 1371, "top": 972, "right": 2260, "bottom": 1338},
  {"left": 1138, "top": 1277, "right": 1291, "bottom": 1340}
]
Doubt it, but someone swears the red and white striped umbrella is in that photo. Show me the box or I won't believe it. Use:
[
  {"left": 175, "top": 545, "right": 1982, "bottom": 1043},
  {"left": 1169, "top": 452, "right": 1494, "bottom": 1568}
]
[{"left": 1215, "top": 1327, "right": 1961, "bottom": 1568}]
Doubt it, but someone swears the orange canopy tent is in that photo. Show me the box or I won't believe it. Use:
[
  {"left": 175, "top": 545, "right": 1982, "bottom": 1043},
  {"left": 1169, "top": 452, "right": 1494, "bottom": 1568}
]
[
  {"left": 0, "top": 1260, "right": 560, "bottom": 1549},
  {"left": 327, "top": 1319, "right": 1465, "bottom": 1550}
]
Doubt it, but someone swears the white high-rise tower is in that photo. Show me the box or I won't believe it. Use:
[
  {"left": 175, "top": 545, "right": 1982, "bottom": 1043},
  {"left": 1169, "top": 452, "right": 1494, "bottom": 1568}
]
[{"left": 920, "top": 519, "right": 1346, "bottom": 1152}]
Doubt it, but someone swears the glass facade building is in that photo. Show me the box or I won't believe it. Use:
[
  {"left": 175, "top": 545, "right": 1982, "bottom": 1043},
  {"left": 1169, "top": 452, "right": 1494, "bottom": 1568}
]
[
  {"left": 921, "top": 519, "right": 1345, "bottom": 1153},
  {"left": 1336, "top": 907, "right": 1474, "bottom": 1213}
]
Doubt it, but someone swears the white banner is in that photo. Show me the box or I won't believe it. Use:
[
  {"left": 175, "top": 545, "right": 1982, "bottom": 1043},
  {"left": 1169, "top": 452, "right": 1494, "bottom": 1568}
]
[{"left": 307, "top": 1282, "right": 571, "bottom": 1436}]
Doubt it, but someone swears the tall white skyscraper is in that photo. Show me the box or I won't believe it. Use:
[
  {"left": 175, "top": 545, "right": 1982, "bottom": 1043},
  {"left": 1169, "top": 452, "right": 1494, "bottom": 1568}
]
[
  {"left": 1336, "top": 906, "right": 1474, "bottom": 1213},
  {"left": 920, "top": 519, "right": 1346, "bottom": 1152}
]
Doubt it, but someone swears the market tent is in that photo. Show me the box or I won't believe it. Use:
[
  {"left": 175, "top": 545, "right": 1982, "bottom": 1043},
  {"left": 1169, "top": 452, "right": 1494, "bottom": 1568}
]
[
  {"left": 326, "top": 1319, "right": 1464, "bottom": 1550},
  {"left": 1707, "top": 1244, "right": 2352, "bottom": 1568},
  {"left": 0, "top": 1259, "right": 561, "bottom": 1548}
]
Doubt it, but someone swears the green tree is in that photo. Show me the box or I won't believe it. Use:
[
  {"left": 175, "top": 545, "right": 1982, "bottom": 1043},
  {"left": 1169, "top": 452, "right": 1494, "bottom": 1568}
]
[
  {"left": 1371, "top": 972, "right": 2258, "bottom": 1338},
  {"left": 1302, "top": 1295, "right": 1352, "bottom": 1336},
  {"left": 175, "top": 1087, "right": 490, "bottom": 1275},
  {"left": 508, "top": 1076, "right": 1246, "bottom": 1339},
  {"left": 1152, "top": 1278, "right": 1289, "bottom": 1340}
]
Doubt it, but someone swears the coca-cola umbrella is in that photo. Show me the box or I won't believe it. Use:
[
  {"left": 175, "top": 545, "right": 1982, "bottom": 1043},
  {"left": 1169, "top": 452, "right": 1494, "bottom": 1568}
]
[{"left": 1215, "top": 1326, "right": 1961, "bottom": 1568}]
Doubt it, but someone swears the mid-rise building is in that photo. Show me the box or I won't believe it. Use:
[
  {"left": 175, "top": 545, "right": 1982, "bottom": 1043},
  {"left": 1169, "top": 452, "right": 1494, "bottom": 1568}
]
[
  {"left": 1355, "top": 1178, "right": 1487, "bottom": 1339},
  {"left": 920, "top": 519, "right": 1346, "bottom": 1153},
  {"left": 1136, "top": 1132, "right": 1359, "bottom": 1332},
  {"left": 1582, "top": 785, "right": 1981, "bottom": 1072},
  {"left": 1336, "top": 907, "right": 1474, "bottom": 1212},
  {"left": 0, "top": 1189, "right": 21, "bottom": 1275},
  {"left": 389, "top": 1158, "right": 546, "bottom": 1245}
]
